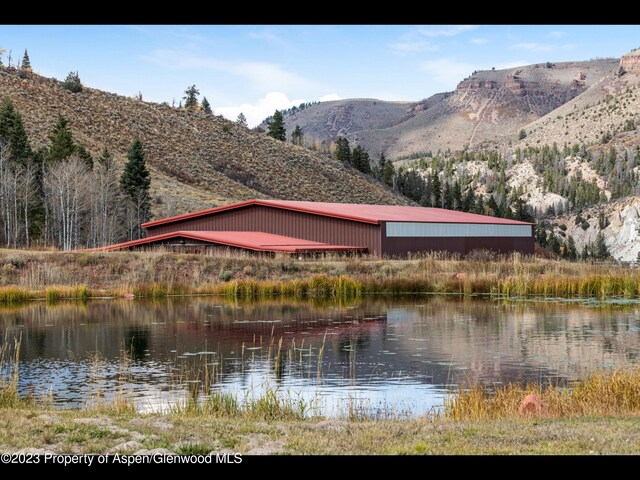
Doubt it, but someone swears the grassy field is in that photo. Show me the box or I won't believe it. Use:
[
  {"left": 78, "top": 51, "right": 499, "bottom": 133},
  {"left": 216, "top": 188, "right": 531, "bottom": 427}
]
[
  {"left": 1, "top": 407, "right": 640, "bottom": 455},
  {"left": 1, "top": 248, "right": 639, "bottom": 302}
]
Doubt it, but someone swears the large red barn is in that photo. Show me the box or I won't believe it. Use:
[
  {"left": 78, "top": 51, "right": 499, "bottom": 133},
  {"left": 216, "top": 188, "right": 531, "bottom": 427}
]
[{"left": 99, "top": 199, "right": 534, "bottom": 256}]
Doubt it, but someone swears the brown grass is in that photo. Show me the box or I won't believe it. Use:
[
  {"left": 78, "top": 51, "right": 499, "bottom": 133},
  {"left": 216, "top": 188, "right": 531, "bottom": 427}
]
[
  {"left": 446, "top": 368, "right": 640, "bottom": 421},
  {"left": 1, "top": 249, "right": 639, "bottom": 302}
]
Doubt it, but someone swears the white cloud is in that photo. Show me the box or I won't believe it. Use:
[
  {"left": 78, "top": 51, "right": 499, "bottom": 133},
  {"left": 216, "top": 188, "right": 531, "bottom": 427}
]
[
  {"left": 390, "top": 39, "right": 438, "bottom": 54},
  {"left": 470, "top": 38, "right": 489, "bottom": 45},
  {"left": 421, "top": 58, "right": 477, "bottom": 88},
  {"left": 217, "top": 92, "right": 305, "bottom": 128},
  {"left": 390, "top": 25, "right": 476, "bottom": 54},
  {"left": 247, "top": 29, "right": 287, "bottom": 46},
  {"left": 417, "top": 25, "right": 477, "bottom": 37},
  {"left": 548, "top": 30, "right": 567, "bottom": 39},
  {"left": 319, "top": 93, "right": 342, "bottom": 102},
  {"left": 512, "top": 42, "right": 575, "bottom": 52},
  {"left": 143, "top": 49, "right": 315, "bottom": 92}
]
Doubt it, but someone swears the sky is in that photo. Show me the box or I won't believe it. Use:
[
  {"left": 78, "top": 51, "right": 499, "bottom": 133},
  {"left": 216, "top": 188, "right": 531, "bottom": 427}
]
[{"left": 1, "top": 25, "right": 639, "bottom": 127}]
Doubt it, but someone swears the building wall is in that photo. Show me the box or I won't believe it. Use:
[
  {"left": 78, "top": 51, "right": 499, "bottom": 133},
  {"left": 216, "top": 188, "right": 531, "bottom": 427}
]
[
  {"left": 381, "top": 222, "right": 535, "bottom": 256},
  {"left": 146, "top": 205, "right": 382, "bottom": 254}
]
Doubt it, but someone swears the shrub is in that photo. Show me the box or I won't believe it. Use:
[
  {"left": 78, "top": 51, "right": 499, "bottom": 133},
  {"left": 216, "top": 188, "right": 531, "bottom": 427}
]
[{"left": 62, "top": 71, "right": 83, "bottom": 93}]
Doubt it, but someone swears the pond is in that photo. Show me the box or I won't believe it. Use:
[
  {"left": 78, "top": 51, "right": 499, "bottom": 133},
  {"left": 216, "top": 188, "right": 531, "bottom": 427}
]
[{"left": 1, "top": 296, "right": 640, "bottom": 417}]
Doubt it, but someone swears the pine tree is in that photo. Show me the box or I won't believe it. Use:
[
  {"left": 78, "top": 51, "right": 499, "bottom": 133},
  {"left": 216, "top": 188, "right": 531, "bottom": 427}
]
[
  {"left": 376, "top": 153, "right": 386, "bottom": 180},
  {"left": 335, "top": 137, "right": 351, "bottom": 164},
  {"left": 201, "top": 97, "right": 212, "bottom": 115},
  {"left": 351, "top": 145, "right": 371, "bottom": 174},
  {"left": 565, "top": 235, "right": 578, "bottom": 261},
  {"left": 98, "top": 149, "right": 113, "bottom": 170},
  {"left": 21, "top": 49, "right": 31, "bottom": 72},
  {"left": 0, "top": 98, "right": 32, "bottom": 165},
  {"left": 431, "top": 171, "right": 441, "bottom": 207},
  {"left": 183, "top": 85, "right": 200, "bottom": 110},
  {"left": 291, "top": 125, "right": 303, "bottom": 146},
  {"left": 593, "top": 232, "right": 610, "bottom": 260},
  {"left": 48, "top": 115, "right": 75, "bottom": 163},
  {"left": 451, "top": 182, "right": 462, "bottom": 210},
  {"left": 512, "top": 197, "right": 533, "bottom": 222},
  {"left": 382, "top": 157, "right": 395, "bottom": 186},
  {"left": 236, "top": 112, "right": 248, "bottom": 127},
  {"left": 120, "top": 140, "right": 151, "bottom": 238},
  {"left": 76, "top": 145, "right": 93, "bottom": 169},
  {"left": 267, "top": 110, "right": 286, "bottom": 141},
  {"left": 62, "top": 71, "right": 82, "bottom": 93},
  {"left": 442, "top": 182, "right": 453, "bottom": 209}
]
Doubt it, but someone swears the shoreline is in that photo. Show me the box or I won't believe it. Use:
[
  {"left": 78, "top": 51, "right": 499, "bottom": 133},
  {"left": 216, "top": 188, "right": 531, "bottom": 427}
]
[
  {"left": 1, "top": 407, "right": 640, "bottom": 454},
  {"left": 1, "top": 249, "right": 640, "bottom": 303}
]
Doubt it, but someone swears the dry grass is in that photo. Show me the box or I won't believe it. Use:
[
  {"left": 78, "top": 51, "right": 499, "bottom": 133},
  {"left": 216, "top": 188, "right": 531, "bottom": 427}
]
[
  {"left": 2, "top": 249, "right": 640, "bottom": 302},
  {"left": 447, "top": 368, "right": 640, "bottom": 421}
]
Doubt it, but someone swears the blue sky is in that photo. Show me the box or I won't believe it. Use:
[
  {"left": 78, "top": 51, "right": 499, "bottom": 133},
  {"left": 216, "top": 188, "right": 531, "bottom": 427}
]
[{"left": 1, "top": 25, "right": 639, "bottom": 126}]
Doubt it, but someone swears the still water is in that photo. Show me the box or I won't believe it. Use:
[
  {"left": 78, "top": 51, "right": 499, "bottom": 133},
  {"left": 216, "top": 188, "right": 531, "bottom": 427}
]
[{"left": 1, "top": 296, "right": 640, "bottom": 416}]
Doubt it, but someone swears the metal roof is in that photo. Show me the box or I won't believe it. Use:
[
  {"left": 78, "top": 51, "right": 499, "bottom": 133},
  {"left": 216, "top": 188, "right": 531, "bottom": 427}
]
[
  {"left": 142, "top": 199, "right": 533, "bottom": 228},
  {"left": 93, "top": 230, "right": 367, "bottom": 253}
]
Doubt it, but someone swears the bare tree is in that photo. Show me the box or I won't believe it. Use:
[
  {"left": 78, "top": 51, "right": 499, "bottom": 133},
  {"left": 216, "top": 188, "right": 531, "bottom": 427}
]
[{"left": 44, "top": 156, "right": 91, "bottom": 250}]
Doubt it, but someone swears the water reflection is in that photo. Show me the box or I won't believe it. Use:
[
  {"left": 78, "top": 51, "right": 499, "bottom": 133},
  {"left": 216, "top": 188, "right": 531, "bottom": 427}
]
[{"left": 1, "top": 296, "right": 639, "bottom": 416}]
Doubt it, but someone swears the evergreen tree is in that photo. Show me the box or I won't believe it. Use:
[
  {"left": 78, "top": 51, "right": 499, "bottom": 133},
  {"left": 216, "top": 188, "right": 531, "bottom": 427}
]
[
  {"left": 431, "top": 171, "right": 441, "bottom": 207},
  {"left": 376, "top": 153, "right": 386, "bottom": 180},
  {"left": 201, "top": 97, "right": 212, "bottom": 115},
  {"left": 21, "top": 49, "right": 31, "bottom": 71},
  {"left": 382, "top": 156, "right": 395, "bottom": 187},
  {"left": 565, "top": 235, "right": 578, "bottom": 261},
  {"left": 442, "top": 182, "right": 453, "bottom": 209},
  {"left": 62, "top": 71, "right": 82, "bottom": 92},
  {"left": 236, "top": 112, "right": 248, "bottom": 127},
  {"left": 335, "top": 137, "right": 351, "bottom": 164},
  {"left": 183, "top": 85, "right": 200, "bottom": 110},
  {"left": 462, "top": 187, "right": 476, "bottom": 213},
  {"left": 351, "top": 145, "right": 371, "bottom": 174},
  {"left": 451, "top": 182, "right": 462, "bottom": 210},
  {"left": 76, "top": 145, "right": 93, "bottom": 169},
  {"left": 267, "top": 110, "right": 286, "bottom": 141},
  {"left": 120, "top": 140, "right": 151, "bottom": 238},
  {"left": 48, "top": 115, "right": 75, "bottom": 163},
  {"left": 97, "top": 148, "right": 113, "bottom": 170},
  {"left": 0, "top": 98, "right": 32, "bottom": 165},
  {"left": 291, "top": 125, "right": 303, "bottom": 146},
  {"left": 593, "top": 232, "right": 610, "bottom": 260},
  {"left": 512, "top": 197, "right": 533, "bottom": 222}
]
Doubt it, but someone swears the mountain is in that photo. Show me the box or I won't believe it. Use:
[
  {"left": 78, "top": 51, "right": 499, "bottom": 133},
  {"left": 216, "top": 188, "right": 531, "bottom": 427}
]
[
  {"left": 260, "top": 98, "right": 412, "bottom": 147},
  {"left": 272, "top": 59, "right": 618, "bottom": 161},
  {"left": 0, "top": 69, "right": 407, "bottom": 219}
]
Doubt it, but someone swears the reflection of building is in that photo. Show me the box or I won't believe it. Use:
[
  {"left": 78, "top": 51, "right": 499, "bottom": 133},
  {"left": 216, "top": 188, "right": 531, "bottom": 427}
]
[{"left": 96, "top": 199, "right": 534, "bottom": 256}]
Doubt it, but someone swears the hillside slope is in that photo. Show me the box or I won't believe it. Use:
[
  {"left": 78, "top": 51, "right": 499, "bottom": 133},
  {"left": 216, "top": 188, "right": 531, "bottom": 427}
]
[
  {"left": 516, "top": 53, "right": 640, "bottom": 149},
  {"left": 0, "top": 69, "right": 407, "bottom": 218},
  {"left": 261, "top": 98, "right": 413, "bottom": 146},
  {"left": 276, "top": 60, "right": 618, "bottom": 161}
]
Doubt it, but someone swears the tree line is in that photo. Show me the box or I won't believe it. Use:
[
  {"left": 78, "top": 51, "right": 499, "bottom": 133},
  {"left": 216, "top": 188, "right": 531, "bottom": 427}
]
[{"left": 0, "top": 98, "right": 150, "bottom": 250}]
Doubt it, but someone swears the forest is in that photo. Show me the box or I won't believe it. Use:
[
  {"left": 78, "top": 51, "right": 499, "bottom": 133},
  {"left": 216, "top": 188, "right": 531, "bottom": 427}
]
[{"left": 0, "top": 98, "right": 150, "bottom": 250}]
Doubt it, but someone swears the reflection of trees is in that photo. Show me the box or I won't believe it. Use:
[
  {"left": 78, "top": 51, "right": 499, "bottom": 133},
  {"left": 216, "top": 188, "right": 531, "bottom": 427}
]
[
  {"left": 2, "top": 296, "right": 640, "bottom": 393},
  {"left": 124, "top": 327, "right": 150, "bottom": 360}
]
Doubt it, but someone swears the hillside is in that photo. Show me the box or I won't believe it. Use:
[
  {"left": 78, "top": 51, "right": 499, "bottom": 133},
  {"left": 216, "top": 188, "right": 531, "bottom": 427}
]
[
  {"left": 260, "top": 98, "right": 413, "bottom": 147},
  {"left": 516, "top": 54, "right": 640, "bottom": 149},
  {"left": 276, "top": 60, "right": 618, "bottom": 161},
  {"left": 0, "top": 69, "right": 407, "bottom": 219}
]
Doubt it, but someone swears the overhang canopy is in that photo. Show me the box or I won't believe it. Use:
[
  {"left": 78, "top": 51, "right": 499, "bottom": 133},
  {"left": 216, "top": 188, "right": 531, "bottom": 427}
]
[{"left": 93, "top": 230, "right": 367, "bottom": 253}]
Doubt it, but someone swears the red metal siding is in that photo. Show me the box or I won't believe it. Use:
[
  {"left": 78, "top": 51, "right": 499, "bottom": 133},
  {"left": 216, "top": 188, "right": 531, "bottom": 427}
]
[
  {"left": 380, "top": 222, "right": 534, "bottom": 256},
  {"left": 146, "top": 205, "right": 382, "bottom": 254}
]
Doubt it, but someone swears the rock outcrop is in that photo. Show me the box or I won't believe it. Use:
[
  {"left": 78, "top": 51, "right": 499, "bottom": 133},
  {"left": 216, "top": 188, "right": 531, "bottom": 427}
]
[{"left": 621, "top": 50, "right": 640, "bottom": 72}]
